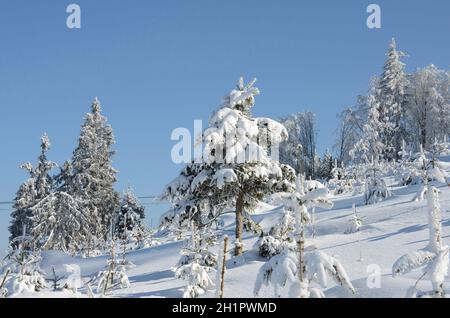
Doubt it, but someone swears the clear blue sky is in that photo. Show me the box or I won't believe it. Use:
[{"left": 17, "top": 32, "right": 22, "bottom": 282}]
[{"left": 0, "top": 0, "right": 449, "bottom": 256}]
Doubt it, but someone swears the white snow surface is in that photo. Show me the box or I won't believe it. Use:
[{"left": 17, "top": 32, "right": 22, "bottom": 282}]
[{"left": 11, "top": 176, "right": 450, "bottom": 298}]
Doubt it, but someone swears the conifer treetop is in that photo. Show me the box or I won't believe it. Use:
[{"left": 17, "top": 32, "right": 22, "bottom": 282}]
[{"left": 91, "top": 97, "right": 102, "bottom": 114}]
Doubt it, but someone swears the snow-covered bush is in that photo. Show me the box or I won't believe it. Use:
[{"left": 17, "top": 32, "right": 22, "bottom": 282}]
[
  {"left": 138, "top": 227, "right": 160, "bottom": 249},
  {"left": 345, "top": 204, "right": 363, "bottom": 234},
  {"left": 254, "top": 249, "right": 355, "bottom": 298},
  {"left": 2, "top": 234, "right": 46, "bottom": 297},
  {"left": 176, "top": 261, "right": 215, "bottom": 298},
  {"left": 255, "top": 207, "right": 295, "bottom": 258},
  {"left": 177, "top": 248, "right": 217, "bottom": 268},
  {"left": 254, "top": 180, "right": 351, "bottom": 298},
  {"left": 392, "top": 186, "right": 449, "bottom": 297},
  {"left": 255, "top": 235, "right": 289, "bottom": 259}
]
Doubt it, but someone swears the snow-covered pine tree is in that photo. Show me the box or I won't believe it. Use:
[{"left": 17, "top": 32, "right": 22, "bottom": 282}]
[
  {"left": 62, "top": 98, "right": 120, "bottom": 251},
  {"left": 115, "top": 188, "right": 146, "bottom": 247},
  {"left": 392, "top": 186, "right": 449, "bottom": 297},
  {"left": 9, "top": 134, "right": 56, "bottom": 244},
  {"left": 378, "top": 38, "right": 407, "bottom": 161},
  {"left": 163, "top": 78, "right": 296, "bottom": 256}
]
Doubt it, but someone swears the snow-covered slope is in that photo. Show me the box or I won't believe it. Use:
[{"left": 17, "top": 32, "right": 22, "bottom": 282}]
[{"left": 15, "top": 177, "right": 447, "bottom": 298}]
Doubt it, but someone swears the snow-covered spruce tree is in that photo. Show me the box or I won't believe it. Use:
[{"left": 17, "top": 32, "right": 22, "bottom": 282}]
[
  {"left": 2, "top": 227, "right": 46, "bottom": 297},
  {"left": 96, "top": 234, "right": 130, "bottom": 296},
  {"left": 9, "top": 134, "right": 56, "bottom": 243},
  {"left": 364, "top": 157, "right": 391, "bottom": 205},
  {"left": 175, "top": 220, "right": 217, "bottom": 270},
  {"left": 62, "top": 98, "right": 120, "bottom": 253},
  {"left": 162, "top": 77, "right": 295, "bottom": 256},
  {"left": 174, "top": 221, "right": 216, "bottom": 298},
  {"left": 115, "top": 188, "right": 146, "bottom": 248},
  {"left": 392, "top": 186, "right": 449, "bottom": 297},
  {"left": 254, "top": 187, "right": 354, "bottom": 298},
  {"left": 378, "top": 38, "right": 407, "bottom": 161}
]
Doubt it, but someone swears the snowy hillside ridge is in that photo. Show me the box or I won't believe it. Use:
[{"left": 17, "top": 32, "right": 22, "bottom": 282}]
[{"left": 0, "top": 153, "right": 448, "bottom": 298}]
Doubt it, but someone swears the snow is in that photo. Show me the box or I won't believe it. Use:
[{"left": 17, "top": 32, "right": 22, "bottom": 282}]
[
  {"left": 212, "top": 169, "right": 238, "bottom": 189},
  {"left": 2, "top": 167, "right": 447, "bottom": 298}
]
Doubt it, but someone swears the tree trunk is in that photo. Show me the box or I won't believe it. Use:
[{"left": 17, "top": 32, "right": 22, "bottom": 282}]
[{"left": 235, "top": 190, "right": 245, "bottom": 256}]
